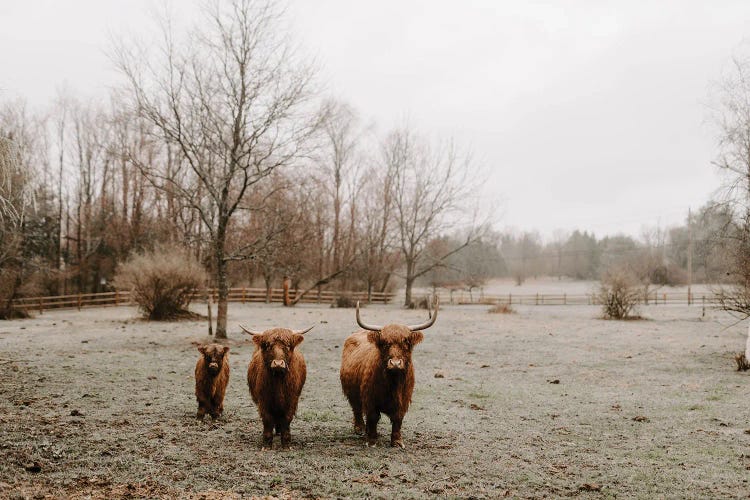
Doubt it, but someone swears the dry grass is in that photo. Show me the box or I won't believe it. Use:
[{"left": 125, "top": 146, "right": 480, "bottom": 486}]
[{"left": 1, "top": 303, "right": 749, "bottom": 498}]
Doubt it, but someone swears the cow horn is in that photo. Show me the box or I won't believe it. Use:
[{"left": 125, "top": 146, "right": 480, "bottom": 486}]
[
  {"left": 356, "top": 301, "right": 383, "bottom": 332},
  {"left": 239, "top": 324, "right": 263, "bottom": 336},
  {"left": 407, "top": 296, "right": 439, "bottom": 331},
  {"left": 293, "top": 325, "right": 315, "bottom": 335}
]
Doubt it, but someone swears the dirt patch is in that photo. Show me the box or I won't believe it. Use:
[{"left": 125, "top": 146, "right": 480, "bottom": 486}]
[{"left": 1, "top": 303, "right": 749, "bottom": 497}]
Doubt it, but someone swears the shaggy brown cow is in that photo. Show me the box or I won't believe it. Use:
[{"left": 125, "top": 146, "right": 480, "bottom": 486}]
[
  {"left": 340, "top": 298, "right": 438, "bottom": 448},
  {"left": 195, "top": 343, "right": 230, "bottom": 420},
  {"left": 241, "top": 324, "right": 313, "bottom": 448}
]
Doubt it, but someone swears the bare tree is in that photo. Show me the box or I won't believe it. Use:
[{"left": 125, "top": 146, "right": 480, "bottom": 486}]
[
  {"left": 384, "top": 127, "right": 486, "bottom": 306},
  {"left": 318, "top": 100, "right": 363, "bottom": 275},
  {"left": 359, "top": 159, "right": 400, "bottom": 299},
  {"left": 0, "top": 100, "right": 44, "bottom": 317},
  {"left": 709, "top": 54, "right": 750, "bottom": 317},
  {"left": 113, "top": 0, "right": 319, "bottom": 337}
]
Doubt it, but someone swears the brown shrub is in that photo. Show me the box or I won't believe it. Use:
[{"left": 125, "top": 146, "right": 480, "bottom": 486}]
[
  {"left": 332, "top": 294, "right": 356, "bottom": 308},
  {"left": 597, "top": 269, "right": 641, "bottom": 320},
  {"left": 488, "top": 303, "right": 515, "bottom": 314},
  {"left": 114, "top": 244, "right": 206, "bottom": 321}
]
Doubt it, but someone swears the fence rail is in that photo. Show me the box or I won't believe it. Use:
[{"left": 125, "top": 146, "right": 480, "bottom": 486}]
[
  {"left": 8, "top": 288, "right": 722, "bottom": 314},
  {"left": 431, "top": 290, "right": 721, "bottom": 307},
  {"left": 9, "top": 288, "right": 396, "bottom": 314}
]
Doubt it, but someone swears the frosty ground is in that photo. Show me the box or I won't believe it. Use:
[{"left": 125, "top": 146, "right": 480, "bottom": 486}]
[{"left": 0, "top": 301, "right": 748, "bottom": 498}]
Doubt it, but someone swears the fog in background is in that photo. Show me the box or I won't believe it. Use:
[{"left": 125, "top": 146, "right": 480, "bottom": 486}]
[{"left": 1, "top": 1, "right": 749, "bottom": 238}]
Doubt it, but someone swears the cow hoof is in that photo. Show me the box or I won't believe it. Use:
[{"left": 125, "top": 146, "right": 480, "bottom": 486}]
[
  {"left": 261, "top": 446, "right": 271, "bottom": 451},
  {"left": 391, "top": 440, "right": 405, "bottom": 449},
  {"left": 366, "top": 441, "right": 377, "bottom": 448}
]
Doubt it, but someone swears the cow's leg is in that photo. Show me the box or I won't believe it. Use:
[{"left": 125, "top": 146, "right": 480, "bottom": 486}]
[
  {"left": 196, "top": 402, "right": 207, "bottom": 420},
  {"left": 351, "top": 399, "right": 365, "bottom": 434},
  {"left": 261, "top": 417, "right": 274, "bottom": 449},
  {"left": 365, "top": 411, "right": 380, "bottom": 447},
  {"left": 389, "top": 415, "right": 404, "bottom": 448},
  {"left": 214, "top": 397, "right": 224, "bottom": 418},
  {"left": 278, "top": 417, "right": 292, "bottom": 448},
  {"left": 208, "top": 399, "right": 221, "bottom": 420}
]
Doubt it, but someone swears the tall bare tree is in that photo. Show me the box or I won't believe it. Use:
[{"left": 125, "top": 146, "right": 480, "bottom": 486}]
[
  {"left": 711, "top": 54, "right": 750, "bottom": 316},
  {"left": 114, "top": 0, "right": 319, "bottom": 337},
  {"left": 384, "top": 128, "right": 486, "bottom": 306}
]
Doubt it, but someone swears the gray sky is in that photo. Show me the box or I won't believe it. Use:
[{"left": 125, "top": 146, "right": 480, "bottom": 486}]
[{"left": 1, "top": 0, "right": 749, "bottom": 239}]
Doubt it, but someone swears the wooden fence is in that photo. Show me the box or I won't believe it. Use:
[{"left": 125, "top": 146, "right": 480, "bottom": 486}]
[
  {"left": 9, "top": 288, "right": 396, "bottom": 314},
  {"left": 8, "top": 288, "right": 721, "bottom": 314},
  {"left": 431, "top": 290, "right": 720, "bottom": 307}
]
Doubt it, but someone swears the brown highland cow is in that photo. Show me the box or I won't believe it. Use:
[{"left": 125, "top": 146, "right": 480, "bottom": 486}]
[
  {"left": 241, "top": 324, "right": 313, "bottom": 449},
  {"left": 195, "top": 343, "right": 230, "bottom": 420},
  {"left": 340, "top": 298, "right": 438, "bottom": 448}
]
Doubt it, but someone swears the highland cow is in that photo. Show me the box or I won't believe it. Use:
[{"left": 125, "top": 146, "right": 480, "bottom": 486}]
[
  {"left": 340, "top": 297, "right": 438, "bottom": 448},
  {"left": 241, "top": 324, "right": 313, "bottom": 448},
  {"left": 195, "top": 343, "right": 230, "bottom": 420}
]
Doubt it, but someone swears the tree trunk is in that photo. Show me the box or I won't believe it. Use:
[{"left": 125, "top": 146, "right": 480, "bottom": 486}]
[
  {"left": 282, "top": 276, "right": 291, "bottom": 306},
  {"left": 215, "top": 256, "right": 229, "bottom": 339},
  {"left": 404, "top": 276, "right": 414, "bottom": 307},
  {"left": 215, "top": 221, "right": 229, "bottom": 339},
  {"left": 264, "top": 276, "right": 272, "bottom": 303},
  {"left": 403, "top": 258, "right": 416, "bottom": 307}
]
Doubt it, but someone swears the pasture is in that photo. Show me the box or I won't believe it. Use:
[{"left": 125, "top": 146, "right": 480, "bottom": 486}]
[{"left": 0, "top": 302, "right": 748, "bottom": 498}]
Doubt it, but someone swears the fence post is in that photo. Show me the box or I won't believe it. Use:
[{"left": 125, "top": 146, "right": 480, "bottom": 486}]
[
  {"left": 115, "top": 291, "right": 119, "bottom": 306},
  {"left": 242, "top": 287, "right": 246, "bottom": 304},
  {"left": 508, "top": 293, "right": 512, "bottom": 305},
  {"left": 535, "top": 293, "right": 539, "bottom": 306},
  {"left": 702, "top": 295, "right": 705, "bottom": 317},
  {"left": 77, "top": 294, "right": 82, "bottom": 311}
]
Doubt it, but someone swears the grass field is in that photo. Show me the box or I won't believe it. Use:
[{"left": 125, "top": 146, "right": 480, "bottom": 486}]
[{"left": 0, "top": 301, "right": 749, "bottom": 498}]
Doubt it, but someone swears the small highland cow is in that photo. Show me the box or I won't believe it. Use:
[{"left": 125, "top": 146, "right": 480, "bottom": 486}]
[
  {"left": 340, "top": 297, "right": 438, "bottom": 448},
  {"left": 195, "top": 343, "right": 230, "bottom": 420},
  {"left": 241, "top": 324, "right": 313, "bottom": 449}
]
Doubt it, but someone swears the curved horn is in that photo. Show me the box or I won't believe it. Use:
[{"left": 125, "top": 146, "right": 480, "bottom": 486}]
[
  {"left": 293, "top": 325, "right": 315, "bottom": 335},
  {"left": 408, "top": 296, "right": 439, "bottom": 331},
  {"left": 356, "top": 301, "right": 383, "bottom": 332},
  {"left": 239, "top": 324, "right": 263, "bottom": 336}
]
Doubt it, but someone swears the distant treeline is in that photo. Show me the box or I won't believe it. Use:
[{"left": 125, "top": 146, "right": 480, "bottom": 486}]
[{"left": 426, "top": 203, "right": 735, "bottom": 289}]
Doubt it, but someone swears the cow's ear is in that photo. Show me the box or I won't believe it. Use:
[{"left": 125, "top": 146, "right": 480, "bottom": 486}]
[
  {"left": 367, "top": 330, "right": 380, "bottom": 344},
  {"left": 198, "top": 345, "right": 207, "bottom": 354},
  {"left": 221, "top": 346, "right": 230, "bottom": 355},
  {"left": 252, "top": 335, "right": 263, "bottom": 346},
  {"left": 410, "top": 331, "right": 424, "bottom": 346},
  {"left": 291, "top": 334, "right": 304, "bottom": 349}
]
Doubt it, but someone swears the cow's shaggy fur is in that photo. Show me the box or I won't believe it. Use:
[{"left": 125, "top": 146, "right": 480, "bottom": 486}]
[
  {"left": 340, "top": 326, "right": 424, "bottom": 448},
  {"left": 195, "top": 343, "right": 230, "bottom": 420},
  {"left": 247, "top": 328, "right": 307, "bottom": 448}
]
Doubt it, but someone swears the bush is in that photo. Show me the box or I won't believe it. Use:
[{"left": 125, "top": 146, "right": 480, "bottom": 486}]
[
  {"left": 114, "top": 244, "right": 206, "bottom": 320},
  {"left": 488, "top": 303, "right": 515, "bottom": 314},
  {"left": 332, "top": 294, "right": 356, "bottom": 308},
  {"left": 597, "top": 269, "right": 641, "bottom": 320},
  {"left": 407, "top": 296, "right": 432, "bottom": 310}
]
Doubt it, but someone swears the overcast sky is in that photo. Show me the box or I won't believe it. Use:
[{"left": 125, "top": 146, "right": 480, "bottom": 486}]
[{"left": 1, "top": 1, "right": 749, "bottom": 240}]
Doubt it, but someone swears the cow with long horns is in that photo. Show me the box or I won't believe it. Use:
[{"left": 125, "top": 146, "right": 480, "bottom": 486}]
[
  {"left": 339, "top": 297, "right": 438, "bottom": 448},
  {"left": 240, "top": 324, "right": 313, "bottom": 449}
]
